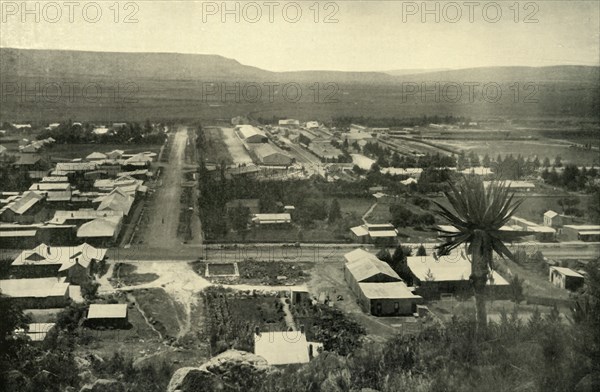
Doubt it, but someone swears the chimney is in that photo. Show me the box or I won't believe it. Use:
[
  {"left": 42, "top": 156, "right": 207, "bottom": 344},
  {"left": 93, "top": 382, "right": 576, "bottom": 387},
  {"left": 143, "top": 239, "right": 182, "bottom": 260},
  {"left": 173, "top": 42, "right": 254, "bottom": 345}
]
[
  {"left": 300, "top": 324, "right": 305, "bottom": 335},
  {"left": 47, "top": 246, "right": 51, "bottom": 254},
  {"left": 254, "top": 326, "right": 260, "bottom": 336}
]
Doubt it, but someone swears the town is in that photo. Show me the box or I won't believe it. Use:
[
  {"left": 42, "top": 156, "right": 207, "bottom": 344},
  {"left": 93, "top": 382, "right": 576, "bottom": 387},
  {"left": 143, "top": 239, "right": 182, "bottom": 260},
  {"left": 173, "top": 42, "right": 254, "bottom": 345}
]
[
  {"left": 1, "top": 114, "right": 599, "bottom": 391},
  {"left": 1, "top": 1, "right": 599, "bottom": 391}
]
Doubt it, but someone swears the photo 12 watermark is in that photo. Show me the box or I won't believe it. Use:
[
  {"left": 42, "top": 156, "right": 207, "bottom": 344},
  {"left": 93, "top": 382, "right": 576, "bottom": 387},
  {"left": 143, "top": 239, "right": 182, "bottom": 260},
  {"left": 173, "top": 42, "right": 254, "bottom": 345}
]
[
  {"left": 200, "top": 1, "right": 339, "bottom": 23},
  {"left": 200, "top": 81, "right": 339, "bottom": 104},
  {"left": 0, "top": 1, "right": 139, "bottom": 23},
  {"left": 400, "top": 1, "right": 539, "bottom": 23},
  {"left": 400, "top": 81, "right": 539, "bottom": 104},
  {"left": 1, "top": 81, "right": 139, "bottom": 104}
]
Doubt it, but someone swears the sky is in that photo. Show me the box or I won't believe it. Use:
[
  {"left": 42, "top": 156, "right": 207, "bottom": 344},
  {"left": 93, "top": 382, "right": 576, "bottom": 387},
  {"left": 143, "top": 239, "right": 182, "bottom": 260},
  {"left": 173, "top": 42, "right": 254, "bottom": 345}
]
[{"left": 1, "top": 0, "right": 599, "bottom": 72}]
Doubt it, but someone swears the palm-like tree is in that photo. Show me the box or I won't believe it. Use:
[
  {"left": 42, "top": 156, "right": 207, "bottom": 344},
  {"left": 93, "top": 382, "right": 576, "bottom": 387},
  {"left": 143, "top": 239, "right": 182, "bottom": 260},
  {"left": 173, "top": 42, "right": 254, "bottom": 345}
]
[{"left": 434, "top": 176, "right": 525, "bottom": 329}]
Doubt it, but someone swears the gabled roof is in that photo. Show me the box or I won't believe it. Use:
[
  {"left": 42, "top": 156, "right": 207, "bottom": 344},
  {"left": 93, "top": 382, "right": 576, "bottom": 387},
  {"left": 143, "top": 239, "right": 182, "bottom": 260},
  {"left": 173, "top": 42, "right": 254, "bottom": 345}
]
[
  {"left": 407, "top": 253, "right": 509, "bottom": 285},
  {"left": 14, "top": 155, "right": 42, "bottom": 166},
  {"left": 77, "top": 216, "right": 122, "bottom": 238},
  {"left": 358, "top": 282, "right": 420, "bottom": 299},
  {"left": 12, "top": 243, "right": 107, "bottom": 270},
  {"left": 550, "top": 266, "right": 584, "bottom": 278},
  {"left": 96, "top": 189, "right": 134, "bottom": 216},
  {"left": 344, "top": 249, "right": 401, "bottom": 282},
  {"left": 544, "top": 210, "right": 559, "bottom": 218},
  {"left": 86, "top": 152, "right": 108, "bottom": 160},
  {"left": 3, "top": 192, "right": 44, "bottom": 215}
]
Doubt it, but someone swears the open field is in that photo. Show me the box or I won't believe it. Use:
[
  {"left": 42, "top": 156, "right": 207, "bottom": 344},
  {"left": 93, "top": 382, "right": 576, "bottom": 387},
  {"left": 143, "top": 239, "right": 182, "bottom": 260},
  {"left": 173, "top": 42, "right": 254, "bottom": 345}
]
[
  {"left": 112, "top": 263, "right": 159, "bottom": 286},
  {"left": 436, "top": 139, "right": 600, "bottom": 166},
  {"left": 220, "top": 127, "right": 253, "bottom": 164}
]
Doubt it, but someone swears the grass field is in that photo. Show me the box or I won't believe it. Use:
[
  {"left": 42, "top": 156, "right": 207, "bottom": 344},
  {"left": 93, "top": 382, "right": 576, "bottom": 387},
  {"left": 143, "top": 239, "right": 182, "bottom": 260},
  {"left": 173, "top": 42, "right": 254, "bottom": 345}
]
[
  {"left": 112, "top": 263, "right": 159, "bottom": 286},
  {"left": 202, "top": 127, "right": 234, "bottom": 165},
  {"left": 131, "top": 288, "right": 185, "bottom": 341},
  {"left": 436, "top": 139, "right": 600, "bottom": 166}
]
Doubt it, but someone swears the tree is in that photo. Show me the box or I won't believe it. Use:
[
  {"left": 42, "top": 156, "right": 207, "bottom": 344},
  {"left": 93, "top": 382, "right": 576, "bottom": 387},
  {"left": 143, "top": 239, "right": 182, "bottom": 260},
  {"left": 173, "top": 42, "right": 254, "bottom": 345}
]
[
  {"left": 392, "top": 245, "right": 405, "bottom": 265},
  {"left": 416, "top": 244, "right": 427, "bottom": 256},
  {"left": 328, "top": 199, "right": 342, "bottom": 223},
  {"left": 376, "top": 249, "right": 392, "bottom": 263},
  {"left": 434, "top": 176, "right": 525, "bottom": 330}
]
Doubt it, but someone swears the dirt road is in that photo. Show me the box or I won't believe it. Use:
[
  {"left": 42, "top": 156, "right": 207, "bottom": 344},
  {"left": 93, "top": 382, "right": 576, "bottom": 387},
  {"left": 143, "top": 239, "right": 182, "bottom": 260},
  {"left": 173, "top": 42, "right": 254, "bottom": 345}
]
[{"left": 142, "top": 126, "right": 188, "bottom": 247}]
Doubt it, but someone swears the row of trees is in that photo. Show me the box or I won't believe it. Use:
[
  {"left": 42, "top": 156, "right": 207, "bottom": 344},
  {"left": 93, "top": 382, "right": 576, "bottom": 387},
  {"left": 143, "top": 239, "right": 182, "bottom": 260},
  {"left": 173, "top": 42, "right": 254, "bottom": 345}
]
[
  {"left": 541, "top": 164, "right": 599, "bottom": 191},
  {"left": 332, "top": 115, "right": 469, "bottom": 128},
  {"left": 37, "top": 120, "right": 167, "bottom": 144}
]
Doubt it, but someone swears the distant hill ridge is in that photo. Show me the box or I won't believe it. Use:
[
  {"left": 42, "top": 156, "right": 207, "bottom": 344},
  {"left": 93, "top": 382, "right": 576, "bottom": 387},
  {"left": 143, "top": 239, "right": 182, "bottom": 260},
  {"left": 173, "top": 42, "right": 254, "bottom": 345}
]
[{"left": 1, "top": 47, "right": 598, "bottom": 84}]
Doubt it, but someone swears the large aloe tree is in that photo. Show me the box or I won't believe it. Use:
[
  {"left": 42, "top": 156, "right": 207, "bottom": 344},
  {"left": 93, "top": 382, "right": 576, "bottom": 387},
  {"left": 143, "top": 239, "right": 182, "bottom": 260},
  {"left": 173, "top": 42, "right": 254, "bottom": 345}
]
[{"left": 434, "top": 176, "right": 525, "bottom": 329}]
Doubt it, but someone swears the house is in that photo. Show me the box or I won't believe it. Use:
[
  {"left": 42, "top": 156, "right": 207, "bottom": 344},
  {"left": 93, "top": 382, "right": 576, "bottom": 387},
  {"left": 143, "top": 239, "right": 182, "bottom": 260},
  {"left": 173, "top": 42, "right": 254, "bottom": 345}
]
[
  {"left": 407, "top": 253, "right": 510, "bottom": 299},
  {"left": 94, "top": 177, "right": 146, "bottom": 196},
  {"left": 305, "top": 121, "right": 319, "bottom": 129},
  {"left": 13, "top": 155, "right": 49, "bottom": 171},
  {"left": 0, "top": 192, "right": 47, "bottom": 224},
  {"left": 77, "top": 216, "right": 123, "bottom": 246},
  {"left": 106, "top": 149, "right": 125, "bottom": 159},
  {"left": 55, "top": 162, "right": 98, "bottom": 173},
  {"left": 29, "top": 182, "right": 72, "bottom": 202},
  {"left": 543, "top": 210, "right": 576, "bottom": 228},
  {"left": 86, "top": 152, "right": 108, "bottom": 161},
  {"left": 562, "top": 225, "right": 600, "bottom": 242},
  {"left": 94, "top": 188, "right": 134, "bottom": 216},
  {"left": 251, "top": 144, "right": 293, "bottom": 166},
  {"left": 0, "top": 277, "right": 70, "bottom": 308},
  {"left": 254, "top": 330, "right": 321, "bottom": 365},
  {"left": 0, "top": 223, "right": 77, "bottom": 248},
  {"left": 483, "top": 180, "right": 536, "bottom": 192},
  {"left": 85, "top": 304, "right": 129, "bottom": 328},
  {"left": 49, "top": 209, "right": 123, "bottom": 225},
  {"left": 225, "top": 199, "right": 260, "bottom": 215},
  {"left": 509, "top": 216, "right": 556, "bottom": 242},
  {"left": 235, "top": 125, "right": 268, "bottom": 144},
  {"left": 344, "top": 249, "right": 423, "bottom": 316},
  {"left": 252, "top": 213, "right": 291, "bottom": 225},
  {"left": 350, "top": 223, "right": 398, "bottom": 246},
  {"left": 549, "top": 267, "right": 585, "bottom": 291},
  {"left": 278, "top": 119, "right": 300, "bottom": 128},
  {"left": 10, "top": 243, "right": 106, "bottom": 284}
]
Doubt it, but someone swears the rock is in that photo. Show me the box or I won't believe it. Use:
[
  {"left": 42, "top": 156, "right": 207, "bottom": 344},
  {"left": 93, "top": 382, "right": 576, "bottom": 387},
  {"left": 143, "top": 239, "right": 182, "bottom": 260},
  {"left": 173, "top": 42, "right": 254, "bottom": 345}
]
[
  {"left": 79, "top": 378, "right": 125, "bottom": 392},
  {"left": 74, "top": 356, "right": 91, "bottom": 370},
  {"left": 167, "top": 350, "right": 271, "bottom": 392},
  {"left": 78, "top": 370, "right": 95, "bottom": 385}
]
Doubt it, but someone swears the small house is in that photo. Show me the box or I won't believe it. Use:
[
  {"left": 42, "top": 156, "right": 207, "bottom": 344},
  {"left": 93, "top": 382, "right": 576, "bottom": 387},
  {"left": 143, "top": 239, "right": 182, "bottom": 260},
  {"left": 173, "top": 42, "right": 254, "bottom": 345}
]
[
  {"left": 549, "top": 266, "right": 584, "bottom": 291},
  {"left": 85, "top": 304, "right": 129, "bottom": 329}
]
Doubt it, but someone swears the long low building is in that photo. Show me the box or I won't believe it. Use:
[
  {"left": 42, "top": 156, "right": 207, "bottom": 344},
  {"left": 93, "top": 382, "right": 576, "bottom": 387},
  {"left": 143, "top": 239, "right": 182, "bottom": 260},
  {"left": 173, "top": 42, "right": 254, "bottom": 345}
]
[
  {"left": 407, "top": 253, "right": 510, "bottom": 299},
  {"left": 562, "top": 225, "right": 600, "bottom": 242},
  {"left": 344, "top": 249, "right": 422, "bottom": 316},
  {"left": 0, "top": 277, "right": 70, "bottom": 308},
  {"left": 11, "top": 243, "right": 106, "bottom": 284},
  {"left": 252, "top": 213, "right": 291, "bottom": 225},
  {"left": 250, "top": 144, "right": 293, "bottom": 166},
  {"left": 350, "top": 223, "right": 398, "bottom": 246}
]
